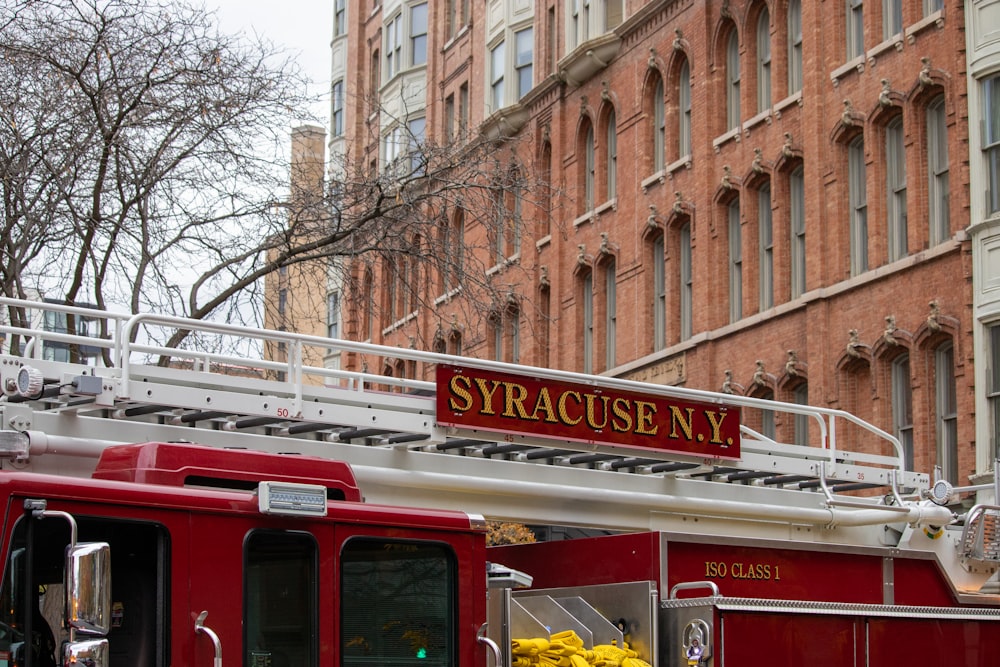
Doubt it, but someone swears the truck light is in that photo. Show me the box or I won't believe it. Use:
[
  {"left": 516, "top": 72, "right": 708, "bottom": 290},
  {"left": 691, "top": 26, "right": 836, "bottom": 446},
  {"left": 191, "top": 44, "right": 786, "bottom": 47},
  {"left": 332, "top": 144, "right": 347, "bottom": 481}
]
[
  {"left": 16, "top": 365, "right": 43, "bottom": 398},
  {"left": 928, "top": 479, "right": 955, "bottom": 506},
  {"left": 258, "top": 481, "right": 328, "bottom": 517}
]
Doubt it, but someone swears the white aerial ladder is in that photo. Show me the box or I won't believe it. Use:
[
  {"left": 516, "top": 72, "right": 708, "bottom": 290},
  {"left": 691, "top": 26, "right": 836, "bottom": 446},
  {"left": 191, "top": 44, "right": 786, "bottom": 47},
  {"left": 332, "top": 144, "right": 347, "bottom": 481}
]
[{"left": 0, "top": 296, "right": 998, "bottom": 595}]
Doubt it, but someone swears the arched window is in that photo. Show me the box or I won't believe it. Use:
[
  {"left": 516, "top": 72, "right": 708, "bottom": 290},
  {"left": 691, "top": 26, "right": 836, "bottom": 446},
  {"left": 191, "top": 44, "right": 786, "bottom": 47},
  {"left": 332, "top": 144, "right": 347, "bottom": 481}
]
[
  {"left": 584, "top": 123, "right": 595, "bottom": 212},
  {"left": 926, "top": 96, "right": 949, "bottom": 244},
  {"left": 885, "top": 115, "right": 907, "bottom": 262},
  {"left": 653, "top": 76, "right": 665, "bottom": 171},
  {"left": 726, "top": 29, "right": 741, "bottom": 130},
  {"left": 582, "top": 271, "right": 594, "bottom": 373},
  {"left": 679, "top": 222, "right": 693, "bottom": 340},
  {"left": 758, "top": 182, "right": 773, "bottom": 310},
  {"left": 606, "top": 109, "right": 617, "bottom": 200},
  {"left": 652, "top": 234, "right": 666, "bottom": 350},
  {"left": 787, "top": 0, "right": 802, "bottom": 94},
  {"left": 678, "top": 58, "right": 692, "bottom": 158},
  {"left": 848, "top": 135, "right": 868, "bottom": 275},
  {"left": 935, "top": 342, "right": 958, "bottom": 484},
  {"left": 890, "top": 353, "right": 914, "bottom": 470},
  {"left": 728, "top": 198, "right": 742, "bottom": 322},
  {"left": 604, "top": 258, "right": 616, "bottom": 370},
  {"left": 756, "top": 7, "right": 771, "bottom": 112}
]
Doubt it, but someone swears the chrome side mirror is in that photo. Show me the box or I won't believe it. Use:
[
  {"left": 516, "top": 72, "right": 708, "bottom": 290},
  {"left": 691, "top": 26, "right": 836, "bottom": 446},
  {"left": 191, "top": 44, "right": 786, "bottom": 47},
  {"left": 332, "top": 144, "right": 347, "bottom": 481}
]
[
  {"left": 66, "top": 541, "right": 111, "bottom": 635},
  {"left": 63, "top": 637, "right": 109, "bottom": 667}
]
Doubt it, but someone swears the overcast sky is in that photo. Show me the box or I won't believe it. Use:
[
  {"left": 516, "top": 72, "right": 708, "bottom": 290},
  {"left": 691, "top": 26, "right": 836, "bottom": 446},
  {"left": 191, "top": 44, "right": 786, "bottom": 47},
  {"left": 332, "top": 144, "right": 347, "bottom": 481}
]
[{"left": 210, "top": 0, "right": 333, "bottom": 127}]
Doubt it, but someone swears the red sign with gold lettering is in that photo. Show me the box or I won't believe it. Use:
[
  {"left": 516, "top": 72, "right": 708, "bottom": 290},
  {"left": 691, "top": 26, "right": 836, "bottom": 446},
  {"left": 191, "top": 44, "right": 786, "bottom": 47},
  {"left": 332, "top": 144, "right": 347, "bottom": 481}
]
[{"left": 435, "top": 364, "right": 740, "bottom": 459}]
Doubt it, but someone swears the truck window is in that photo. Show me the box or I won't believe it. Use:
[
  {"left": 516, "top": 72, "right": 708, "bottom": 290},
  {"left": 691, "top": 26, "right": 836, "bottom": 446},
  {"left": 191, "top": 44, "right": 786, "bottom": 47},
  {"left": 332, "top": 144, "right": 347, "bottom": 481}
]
[
  {"left": 340, "top": 539, "right": 456, "bottom": 667},
  {"left": 244, "top": 530, "right": 318, "bottom": 667},
  {"left": 0, "top": 514, "right": 168, "bottom": 667}
]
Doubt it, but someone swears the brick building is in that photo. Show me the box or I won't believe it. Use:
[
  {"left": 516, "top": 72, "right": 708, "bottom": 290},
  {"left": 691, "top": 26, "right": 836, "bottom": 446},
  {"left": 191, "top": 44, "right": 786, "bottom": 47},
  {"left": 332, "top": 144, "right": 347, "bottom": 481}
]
[{"left": 319, "top": 0, "right": 974, "bottom": 485}]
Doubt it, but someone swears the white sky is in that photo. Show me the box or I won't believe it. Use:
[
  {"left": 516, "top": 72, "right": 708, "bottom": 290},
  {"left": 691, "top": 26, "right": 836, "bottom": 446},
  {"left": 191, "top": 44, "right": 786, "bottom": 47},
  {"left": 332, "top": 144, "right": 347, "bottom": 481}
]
[{"left": 209, "top": 0, "right": 333, "bottom": 127}]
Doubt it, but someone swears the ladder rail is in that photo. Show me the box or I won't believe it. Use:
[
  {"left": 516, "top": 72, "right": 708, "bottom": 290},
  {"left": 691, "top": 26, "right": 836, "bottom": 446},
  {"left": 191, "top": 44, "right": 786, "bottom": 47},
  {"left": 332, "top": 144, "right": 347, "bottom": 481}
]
[{"left": 0, "top": 297, "right": 916, "bottom": 489}]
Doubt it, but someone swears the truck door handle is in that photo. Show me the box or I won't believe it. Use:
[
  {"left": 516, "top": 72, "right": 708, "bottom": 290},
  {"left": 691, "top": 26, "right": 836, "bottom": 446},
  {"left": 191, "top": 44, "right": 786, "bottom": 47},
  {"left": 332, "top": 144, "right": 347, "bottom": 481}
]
[{"left": 195, "top": 610, "right": 223, "bottom": 667}]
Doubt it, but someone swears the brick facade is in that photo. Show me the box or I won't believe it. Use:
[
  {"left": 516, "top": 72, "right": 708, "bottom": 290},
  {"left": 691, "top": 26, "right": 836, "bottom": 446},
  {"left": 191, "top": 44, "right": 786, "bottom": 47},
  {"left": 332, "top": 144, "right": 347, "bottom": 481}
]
[{"left": 328, "top": 0, "right": 973, "bottom": 484}]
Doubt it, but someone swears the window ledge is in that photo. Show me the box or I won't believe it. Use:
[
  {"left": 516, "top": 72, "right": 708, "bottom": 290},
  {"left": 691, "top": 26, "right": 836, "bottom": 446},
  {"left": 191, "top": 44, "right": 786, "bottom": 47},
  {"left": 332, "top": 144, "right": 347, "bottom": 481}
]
[
  {"left": 774, "top": 92, "right": 803, "bottom": 118},
  {"left": 486, "top": 253, "right": 522, "bottom": 276},
  {"left": 713, "top": 127, "right": 741, "bottom": 152},
  {"left": 642, "top": 170, "right": 666, "bottom": 192},
  {"left": 596, "top": 199, "right": 617, "bottom": 216},
  {"left": 573, "top": 200, "right": 615, "bottom": 228},
  {"left": 744, "top": 108, "right": 773, "bottom": 134},
  {"left": 441, "top": 24, "right": 470, "bottom": 52},
  {"left": 831, "top": 56, "right": 865, "bottom": 88},
  {"left": 667, "top": 155, "right": 692, "bottom": 176},
  {"left": 434, "top": 286, "right": 463, "bottom": 306},
  {"left": 573, "top": 210, "right": 597, "bottom": 228},
  {"left": 866, "top": 35, "right": 904, "bottom": 67},
  {"left": 382, "top": 310, "right": 418, "bottom": 335},
  {"left": 906, "top": 11, "right": 944, "bottom": 43},
  {"left": 536, "top": 234, "right": 552, "bottom": 250}
]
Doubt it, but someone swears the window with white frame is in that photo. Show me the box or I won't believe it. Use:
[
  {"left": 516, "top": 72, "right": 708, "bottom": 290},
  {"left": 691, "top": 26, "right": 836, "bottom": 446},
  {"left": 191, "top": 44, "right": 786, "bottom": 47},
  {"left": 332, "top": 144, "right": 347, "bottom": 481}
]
[
  {"left": 327, "top": 292, "right": 340, "bottom": 339},
  {"left": 848, "top": 135, "right": 868, "bottom": 275},
  {"left": 385, "top": 13, "right": 402, "bottom": 79},
  {"left": 789, "top": 166, "right": 806, "bottom": 298},
  {"left": 886, "top": 116, "right": 907, "bottom": 261},
  {"left": 490, "top": 41, "right": 505, "bottom": 111},
  {"left": 383, "top": 117, "right": 425, "bottom": 175},
  {"left": 410, "top": 2, "right": 428, "bottom": 66},
  {"left": 756, "top": 8, "right": 771, "bottom": 113},
  {"left": 988, "top": 325, "right": 1000, "bottom": 459},
  {"left": 935, "top": 342, "right": 958, "bottom": 485},
  {"left": 726, "top": 30, "right": 741, "bottom": 130},
  {"left": 334, "top": 0, "right": 346, "bottom": 37},
  {"left": 446, "top": 0, "right": 468, "bottom": 40},
  {"left": 927, "top": 96, "right": 949, "bottom": 243},
  {"left": 985, "top": 75, "right": 1000, "bottom": 216},
  {"left": 679, "top": 59, "right": 692, "bottom": 157},
  {"left": 515, "top": 27, "right": 533, "bottom": 99},
  {"left": 728, "top": 199, "right": 742, "bottom": 322},
  {"left": 680, "top": 222, "right": 692, "bottom": 341},
  {"left": 489, "top": 26, "right": 533, "bottom": 112},
  {"left": 788, "top": 0, "right": 803, "bottom": 94},
  {"left": 332, "top": 80, "right": 344, "bottom": 137},
  {"left": 566, "top": 0, "right": 621, "bottom": 50},
  {"left": 759, "top": 184, "right": 773, "bottom": 311},
  {"left": 883, "top": 0, "right": 902, "bottom": 39},
  {"left": 923, "top": 0, "right": 943, "bottom": 15},
  {"left": 383, "top": 4, "right": 426, "bottom": 82},
  {"left": 408, "top": 116, "right": 425, "bottom": 174},
  {"left": 847, "top": 0, "right": 864, "bottom": 60},
  {"left": 891, "top": 353, "right": 914, "bottom": 470}
]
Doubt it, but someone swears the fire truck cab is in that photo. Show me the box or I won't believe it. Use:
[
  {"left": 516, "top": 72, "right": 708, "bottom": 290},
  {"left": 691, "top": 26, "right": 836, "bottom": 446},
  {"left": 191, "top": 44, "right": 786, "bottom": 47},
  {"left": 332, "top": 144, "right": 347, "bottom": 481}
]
[
  {"left": 0, "top": 442, "right": 487, "bottom": 667},
  {"left": 0, "top": 297, "right": 998, "bottom": 667}
]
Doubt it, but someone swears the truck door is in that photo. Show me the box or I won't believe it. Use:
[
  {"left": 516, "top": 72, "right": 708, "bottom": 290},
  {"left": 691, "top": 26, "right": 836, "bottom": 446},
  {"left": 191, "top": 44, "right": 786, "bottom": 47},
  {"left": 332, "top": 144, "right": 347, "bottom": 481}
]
[
  {"left": 0, "top": 502, "right": 170, "bottom": 667},
  {"left": 187, "top": 514, "right": 326, "bottom": 667}
]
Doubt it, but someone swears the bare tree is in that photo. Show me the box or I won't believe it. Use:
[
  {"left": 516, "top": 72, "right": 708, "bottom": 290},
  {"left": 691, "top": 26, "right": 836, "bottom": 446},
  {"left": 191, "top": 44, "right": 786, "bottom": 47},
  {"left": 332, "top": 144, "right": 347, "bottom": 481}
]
[{"left": 1, "top": 0, "right": 547, "bottom": 359}]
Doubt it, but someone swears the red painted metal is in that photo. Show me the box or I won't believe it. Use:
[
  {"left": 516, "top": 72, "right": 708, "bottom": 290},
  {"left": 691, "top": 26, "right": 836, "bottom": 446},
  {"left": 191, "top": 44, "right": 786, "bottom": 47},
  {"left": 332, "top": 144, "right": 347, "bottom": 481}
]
[
  {"left": 666, "top": 541, "right": 883, "bottom": 604},
  {"left": 436, "top": 364, "right": 741, "bottom": 459},
  {"left": 92, "top": 442, "right": 363, "bottom": 501}
]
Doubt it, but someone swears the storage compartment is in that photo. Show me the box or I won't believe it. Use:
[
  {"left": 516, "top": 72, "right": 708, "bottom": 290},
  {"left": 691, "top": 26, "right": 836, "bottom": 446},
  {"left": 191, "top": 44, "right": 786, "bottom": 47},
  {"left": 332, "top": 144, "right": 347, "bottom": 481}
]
[{"left": 486, "top": 581, "right": 657, "bottom": 667}]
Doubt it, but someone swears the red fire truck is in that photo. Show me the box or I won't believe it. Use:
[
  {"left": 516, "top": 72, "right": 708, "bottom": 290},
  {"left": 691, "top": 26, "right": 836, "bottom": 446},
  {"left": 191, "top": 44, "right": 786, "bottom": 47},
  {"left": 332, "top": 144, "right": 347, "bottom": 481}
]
[{"left": 0, "top": 297, "right": 997, "bottom": 667}]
